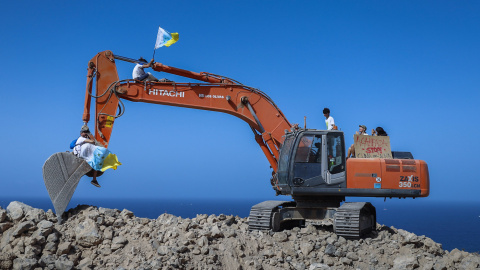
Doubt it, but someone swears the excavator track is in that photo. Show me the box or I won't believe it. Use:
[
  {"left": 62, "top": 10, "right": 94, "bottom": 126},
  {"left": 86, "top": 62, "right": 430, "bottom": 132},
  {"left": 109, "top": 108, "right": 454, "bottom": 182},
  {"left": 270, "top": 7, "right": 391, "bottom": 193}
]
[
  {"left": 333, "top": 202, "right": 376, "bottom": 239},
  {"left": 248, "top": 201, "right": 291, "bottom": 231}
]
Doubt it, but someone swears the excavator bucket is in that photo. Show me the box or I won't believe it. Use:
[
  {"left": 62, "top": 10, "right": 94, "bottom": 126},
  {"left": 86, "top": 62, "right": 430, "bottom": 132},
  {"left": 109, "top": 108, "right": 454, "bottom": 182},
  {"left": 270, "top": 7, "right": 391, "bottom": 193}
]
[{"left": 42, "top": 152, "right": 92, "bottom": 222}]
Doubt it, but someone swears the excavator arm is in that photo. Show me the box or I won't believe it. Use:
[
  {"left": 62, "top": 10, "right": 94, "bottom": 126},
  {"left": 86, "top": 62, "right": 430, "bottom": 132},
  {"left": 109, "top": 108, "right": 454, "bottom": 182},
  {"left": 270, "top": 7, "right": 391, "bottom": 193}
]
[{"left": 82, "top": 51, "right": 292, "bottom": 171}]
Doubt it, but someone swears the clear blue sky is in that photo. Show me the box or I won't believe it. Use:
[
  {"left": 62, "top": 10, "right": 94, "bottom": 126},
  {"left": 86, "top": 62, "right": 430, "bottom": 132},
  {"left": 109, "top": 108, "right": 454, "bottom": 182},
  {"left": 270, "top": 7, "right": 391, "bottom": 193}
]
[{"left": 1, "top": 1, "right": 479, "bottom": 203}]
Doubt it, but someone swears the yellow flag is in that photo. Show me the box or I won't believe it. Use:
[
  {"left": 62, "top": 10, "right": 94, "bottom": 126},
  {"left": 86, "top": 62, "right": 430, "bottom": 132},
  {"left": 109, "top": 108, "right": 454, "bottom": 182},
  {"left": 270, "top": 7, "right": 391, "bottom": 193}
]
[
  {"left": 101, "top": 153, "right": 122, "bottom": 172},
  {"left": 164, "top": 32, "right": 179, "bottom": 47}
]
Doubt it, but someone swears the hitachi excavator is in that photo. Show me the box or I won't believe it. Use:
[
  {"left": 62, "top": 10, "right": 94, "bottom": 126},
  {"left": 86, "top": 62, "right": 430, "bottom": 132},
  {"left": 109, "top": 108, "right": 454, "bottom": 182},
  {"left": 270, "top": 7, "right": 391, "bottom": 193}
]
[{"left": 43, "top": 51, "right": 429, "bottom": 238}]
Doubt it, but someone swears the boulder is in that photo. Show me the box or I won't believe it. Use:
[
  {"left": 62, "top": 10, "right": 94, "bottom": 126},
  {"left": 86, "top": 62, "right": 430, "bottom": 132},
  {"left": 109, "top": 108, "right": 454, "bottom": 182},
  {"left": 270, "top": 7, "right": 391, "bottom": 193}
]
[
  {"left": 56, "top": 242, "right": 72, "bottom": 255},
  {"left": 7, "top": 201, "right": 33, "bottom": 222},
  {"left": 111, "top": 236, "right": 128, "bottom": 251},
  {"left": 55, "top": 256, "right": 74, "bottom": 270},
  {"left": 12, "top": 257, "right": 37, "bottom": 270},
  {"left": 392, "top": 255, "right": 419, "bottom": 269},
  {"left": 12, "top": 221, "right": 35, "bottom": 237},
  {"left": 75, "top": 218, "right": 103, "bottom": 247},
  {"left": 324, "top": 244, "right": 336, "bottom": 256}
]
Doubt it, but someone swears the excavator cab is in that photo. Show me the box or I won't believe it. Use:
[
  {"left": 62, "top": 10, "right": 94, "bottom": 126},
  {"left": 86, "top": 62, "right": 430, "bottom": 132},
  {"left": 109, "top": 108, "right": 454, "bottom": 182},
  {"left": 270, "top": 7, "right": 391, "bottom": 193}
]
[{"left": 275, "top": 129, "right": 347, "bottom": 196}]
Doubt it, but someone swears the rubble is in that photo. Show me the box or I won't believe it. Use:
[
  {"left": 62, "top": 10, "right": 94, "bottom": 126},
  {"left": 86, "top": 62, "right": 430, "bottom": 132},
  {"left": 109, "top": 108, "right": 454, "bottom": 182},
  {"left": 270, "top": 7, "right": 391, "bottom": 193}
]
[{"left": 0, "top": 201, "right": 478, "bottom": 270}]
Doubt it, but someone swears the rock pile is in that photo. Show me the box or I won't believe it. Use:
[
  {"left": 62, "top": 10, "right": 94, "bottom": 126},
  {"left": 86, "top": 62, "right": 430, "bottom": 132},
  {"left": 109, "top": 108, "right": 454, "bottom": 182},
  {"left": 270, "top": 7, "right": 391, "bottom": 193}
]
[{"left": 0, "top": 201, "right": 479, "bottom": 270}]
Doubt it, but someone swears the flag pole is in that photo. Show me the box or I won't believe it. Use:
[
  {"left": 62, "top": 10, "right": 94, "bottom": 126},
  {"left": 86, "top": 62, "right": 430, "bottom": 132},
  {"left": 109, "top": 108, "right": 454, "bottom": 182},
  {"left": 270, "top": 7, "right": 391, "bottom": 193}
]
[{"left": 152, "top": 25, "right": 160, "bottom": 61}]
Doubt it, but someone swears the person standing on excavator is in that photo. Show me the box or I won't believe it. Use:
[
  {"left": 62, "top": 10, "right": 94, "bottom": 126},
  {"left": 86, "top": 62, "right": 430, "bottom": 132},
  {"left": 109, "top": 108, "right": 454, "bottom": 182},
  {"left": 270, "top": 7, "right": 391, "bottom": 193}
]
[
  {"left": 132, "top": 57, "right": 159, "bottom": 81},
  {"left": 323, "top": 108, "right": 335, "bottom": 130}
]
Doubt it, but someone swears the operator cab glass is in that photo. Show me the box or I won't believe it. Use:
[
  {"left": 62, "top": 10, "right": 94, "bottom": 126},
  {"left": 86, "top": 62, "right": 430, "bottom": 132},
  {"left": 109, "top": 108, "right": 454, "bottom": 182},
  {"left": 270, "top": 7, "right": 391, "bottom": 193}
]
[
  {"left": 326, "top": 132, "right": 345, "bottom": 174},
  {"left": 276, "top": 130, "right": 346, "bottom": 194}
]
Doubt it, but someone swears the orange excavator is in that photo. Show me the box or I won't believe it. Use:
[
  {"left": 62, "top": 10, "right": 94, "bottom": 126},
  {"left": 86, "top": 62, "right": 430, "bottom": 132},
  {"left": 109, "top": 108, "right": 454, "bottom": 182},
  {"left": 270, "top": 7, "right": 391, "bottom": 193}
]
[{"left": 43, "top": 51, "right": 429, "bottom": 238}]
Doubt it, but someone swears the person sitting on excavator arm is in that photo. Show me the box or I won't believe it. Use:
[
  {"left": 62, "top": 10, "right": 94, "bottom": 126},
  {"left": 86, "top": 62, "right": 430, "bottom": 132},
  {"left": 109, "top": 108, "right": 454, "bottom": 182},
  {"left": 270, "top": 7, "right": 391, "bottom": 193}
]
[
  {"left": 132, "top": 57, "right": 159, "bottom": 81},
  {"left": 72, "top": 126, "right": 101, "bottom": 187}
]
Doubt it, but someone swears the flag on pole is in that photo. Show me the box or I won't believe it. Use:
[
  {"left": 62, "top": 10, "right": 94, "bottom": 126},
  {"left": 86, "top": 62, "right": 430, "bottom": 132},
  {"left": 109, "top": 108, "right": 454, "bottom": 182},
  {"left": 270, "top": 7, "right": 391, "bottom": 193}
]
[{"left": 155, "top": 26, "right": 179, "bottom": 49}]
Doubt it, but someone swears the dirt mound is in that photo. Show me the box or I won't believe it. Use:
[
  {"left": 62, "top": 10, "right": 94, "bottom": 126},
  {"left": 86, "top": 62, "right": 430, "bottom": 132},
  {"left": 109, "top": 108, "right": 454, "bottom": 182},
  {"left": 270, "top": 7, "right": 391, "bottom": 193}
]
[{"left": 1, "top": 201, "right": 479, "bottom": 270}]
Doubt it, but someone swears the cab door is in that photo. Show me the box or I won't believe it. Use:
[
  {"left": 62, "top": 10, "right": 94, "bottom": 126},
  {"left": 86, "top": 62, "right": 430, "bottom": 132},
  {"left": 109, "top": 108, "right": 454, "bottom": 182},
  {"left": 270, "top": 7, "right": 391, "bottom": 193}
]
[
  {"left": 291, "top": 131, "right": 346, "bottom": 188},
  {"left": 291, "top": 133, "right": 325, "bottom": 187},
  {"left": 324, "top": 132, "right": 346, "bottom": 186}
]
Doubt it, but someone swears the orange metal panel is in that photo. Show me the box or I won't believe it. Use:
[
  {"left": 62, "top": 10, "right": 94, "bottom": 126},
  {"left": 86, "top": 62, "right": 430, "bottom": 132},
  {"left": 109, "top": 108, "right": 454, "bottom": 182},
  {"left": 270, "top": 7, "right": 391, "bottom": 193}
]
[{"left": 346, "top": 158, "right": 429, "bottom": 197}]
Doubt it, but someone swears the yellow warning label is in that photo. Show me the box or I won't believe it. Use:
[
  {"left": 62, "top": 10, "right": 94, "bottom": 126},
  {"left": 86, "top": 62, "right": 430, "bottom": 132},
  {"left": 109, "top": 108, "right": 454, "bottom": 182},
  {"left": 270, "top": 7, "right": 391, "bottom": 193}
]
[{"left": 105, "top": 116, "right": 114, "bottom": 128}]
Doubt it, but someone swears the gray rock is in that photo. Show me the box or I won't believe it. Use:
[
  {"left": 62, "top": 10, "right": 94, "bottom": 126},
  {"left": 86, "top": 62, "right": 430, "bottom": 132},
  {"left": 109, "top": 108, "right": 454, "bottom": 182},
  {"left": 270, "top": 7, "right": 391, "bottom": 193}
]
[
  {"left": 45, "top": 209, "right": 56, "bottom": 222},
  {"left": 7, "top": 201, "right": 33, "bottom": 222},
  {"left": 197, "top": 236, "right": 209, "bottom": 247},
  {"left": 112, "top": 218, "right": 126, "bottom": 228},
  {"left": 75, "top": 218, "right": 103, "bottom": 247},
  {"left": 184, "top": 231, "right": 196, "bottom": 239},
  {"left": 157, "top": 246, "right": 170, "bottom": 255},
  {"left": 0, "top": 222, "right": 13, "bottom": 233},
  {"left": 56, "top": 242, "right": 72, "bottom": 255},
  {"left": 25, "top": 208, "right": 46, "bottom": 223},
  {"left": 325, "top": 244, "right": 336, "bottom": 256},
  {"left": 346, "top": 252, "right": 359, "bottom": 261},
  {"left": 24, "top": 244, "right": 41, "bottom": 258},
  {"left": 111, "top": 236, "right": 128, "bottom": 251},
  {"left": 459, "top": 255, "right": 480, "bottom": 269},
  {"left": 449, "top": 248, "right": 465, "bottom": 263},
  {"left": 43, "top": 241, "right": 58, "bottom": 253},
  {"left": 104, "top": 227, "right": 113, "bottom": 240},
  {"left": 300, "top": 242, "right": 314, "bottom": 256},
  {"left": 55, "top": 256, "right": 74, "bottom": 270},
  {"left": 12, "top": 257, "right": 37, "bottom": 270},
  {"left": 210, "top": 225, "right": 224, "bottom": 238},
  {"left": 273, "top": 232, "right": 288, "bottom": 242},
  {"left": 0, "top": 252, "right": 15, "bottom": 270},
  {"left": 77, "top": 257, "right": 93, "bottom": 269},
  {"left": 393, "top": 255, "right": 419, "bottom": 269},
  {"left": 0, "top": 209, "right": 7, "bottom": 222},
  {"left": 46, "top": 231, "right": 59, "bottom": 243},
  {"left": 38, "top": 254, "right": 57, "bottom": 267},
  {"left": 176, "top": 245, "right": 188, "bottom": 253},
  {"left": 99, "top": 207, "right": 119, "bottom": 217},
  {"left": 322, "top": 256, "right": 335, "bottom": 266},
  {"left": 334, "top": 248, "right": 346, "bottom": 258},
  {"left": 433, "top": 258, "right": 449, "bottom": 270},
  {"left": 121, "top": 209, "right": 134, "bottom": 219},
  {"left": 309, "top": 263, "right": 331, "bottom": 270},
  {"left": 340, "top": 257, "right": 352, "bottom": 265},
  {"left": 37, "top": 220, "right": 53, "bottom": 233},
  {"left": 293, "top": 262, "right": 306, "bottom": 270},
  {"left": 326, "top": 235, "right": 337, "bottom": 245},
  {"left": 13, "top": 221, "right": 35, "bottom": 237}
]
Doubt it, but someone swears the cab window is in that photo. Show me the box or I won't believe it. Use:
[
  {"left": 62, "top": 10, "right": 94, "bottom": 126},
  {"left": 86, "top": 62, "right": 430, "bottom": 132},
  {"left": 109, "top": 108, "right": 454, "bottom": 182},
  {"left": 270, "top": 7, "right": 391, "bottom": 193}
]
[
  {"left": 294, "top": 135, "right": 322, "bottom": 163},
  {"left": 326, "top": 133, "right": 345, "bottom": 174}
]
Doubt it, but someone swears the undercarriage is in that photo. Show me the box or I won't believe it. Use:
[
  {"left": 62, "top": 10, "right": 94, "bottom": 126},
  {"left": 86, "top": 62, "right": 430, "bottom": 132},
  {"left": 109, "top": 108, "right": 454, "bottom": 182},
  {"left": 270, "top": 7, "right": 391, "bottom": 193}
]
[{"left": 248, "top": 197, "right": 376, "bottom": 239}]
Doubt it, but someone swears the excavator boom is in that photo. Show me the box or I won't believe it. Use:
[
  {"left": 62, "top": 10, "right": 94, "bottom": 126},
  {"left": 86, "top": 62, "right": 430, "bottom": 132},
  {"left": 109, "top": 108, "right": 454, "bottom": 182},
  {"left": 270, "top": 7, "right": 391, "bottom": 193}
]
[{"left": 82, "top": 51, "right": 292, "bottom": 171}]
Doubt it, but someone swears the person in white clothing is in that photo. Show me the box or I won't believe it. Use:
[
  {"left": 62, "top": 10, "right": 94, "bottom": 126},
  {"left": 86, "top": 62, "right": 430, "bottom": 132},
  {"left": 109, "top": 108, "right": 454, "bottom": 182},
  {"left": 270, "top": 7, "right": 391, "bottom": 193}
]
[
  {"left": 323, "top": 108, "right": 335, "bottom": 130},
  {"left": 132, "top": 57, "right": 159, "bottom": 81},
  {"left": 73, "top": 126, "right": 101, "bottom": 187}
]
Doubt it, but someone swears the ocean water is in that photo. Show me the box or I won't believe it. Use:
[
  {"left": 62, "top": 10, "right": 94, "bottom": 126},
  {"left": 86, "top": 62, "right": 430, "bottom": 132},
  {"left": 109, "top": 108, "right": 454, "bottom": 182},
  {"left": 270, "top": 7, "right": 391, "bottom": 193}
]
[{"left": 1, "top": 197, "right": 479, "bottom": 253}]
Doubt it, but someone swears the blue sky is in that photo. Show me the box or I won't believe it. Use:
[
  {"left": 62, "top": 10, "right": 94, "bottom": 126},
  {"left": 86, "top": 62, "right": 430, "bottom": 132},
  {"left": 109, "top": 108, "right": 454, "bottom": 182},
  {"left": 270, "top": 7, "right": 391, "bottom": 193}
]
[{"left": 0, "top": 1, "right": 479, "bottom": 204}]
